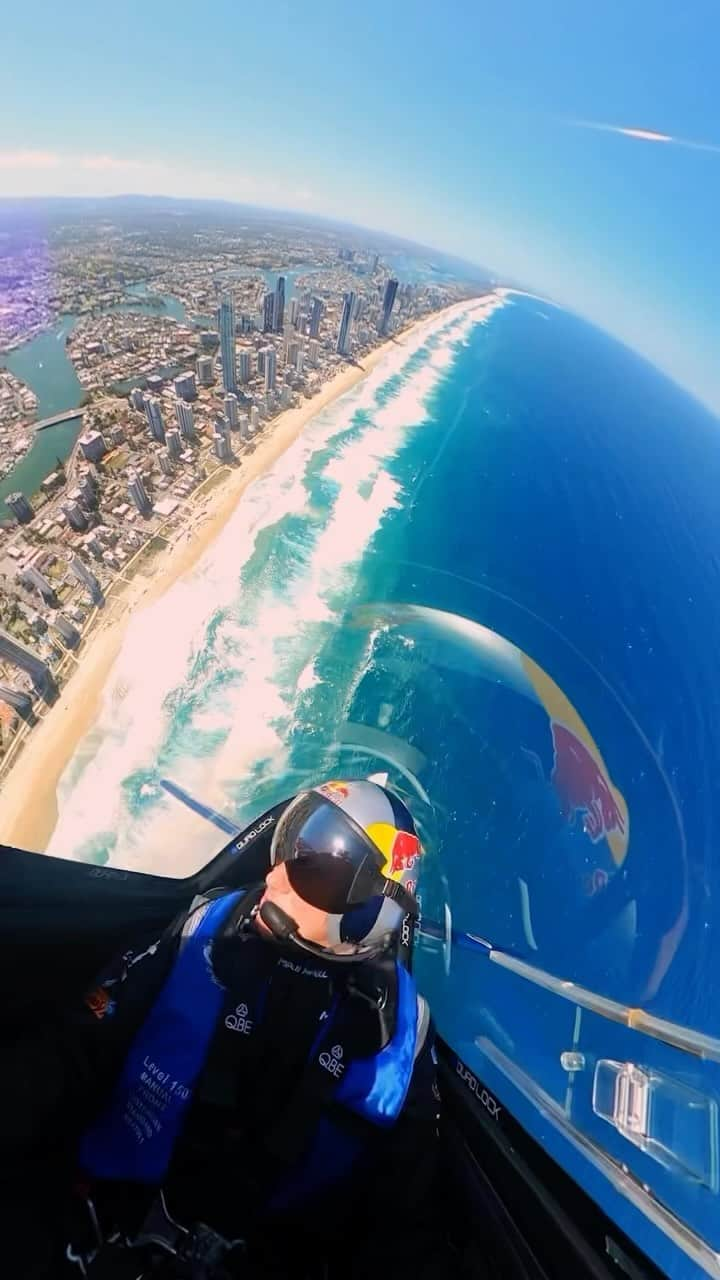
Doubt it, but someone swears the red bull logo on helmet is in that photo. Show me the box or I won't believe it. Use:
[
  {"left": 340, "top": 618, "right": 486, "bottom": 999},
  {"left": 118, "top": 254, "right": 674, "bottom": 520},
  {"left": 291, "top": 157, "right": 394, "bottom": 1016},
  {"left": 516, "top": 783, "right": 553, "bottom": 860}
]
[
  {"left": 389, "top": 830, "right": 420, "bottom": 874},
  {"left": 317, "top": 780, "right": 350, "bottom": 801}
]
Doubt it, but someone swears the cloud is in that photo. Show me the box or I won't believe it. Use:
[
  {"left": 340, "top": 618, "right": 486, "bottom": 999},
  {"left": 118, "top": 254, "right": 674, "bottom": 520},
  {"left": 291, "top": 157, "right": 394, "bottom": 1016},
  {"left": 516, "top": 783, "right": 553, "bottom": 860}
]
[
  {"left": 0, "top": 149, "right": 61, "bottom": 169},
  {"left": 0, "top": 147, "right": 318, "bottom": 212},
  {"left": 571, "top": 120, "right": 720, "bottom": 155}
]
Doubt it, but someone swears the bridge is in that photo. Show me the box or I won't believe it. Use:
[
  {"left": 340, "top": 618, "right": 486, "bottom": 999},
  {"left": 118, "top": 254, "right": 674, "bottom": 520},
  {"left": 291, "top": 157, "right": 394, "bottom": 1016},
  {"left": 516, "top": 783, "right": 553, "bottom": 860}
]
[{"left": 34, "top": 408, "right": 85, "bottom": 432}]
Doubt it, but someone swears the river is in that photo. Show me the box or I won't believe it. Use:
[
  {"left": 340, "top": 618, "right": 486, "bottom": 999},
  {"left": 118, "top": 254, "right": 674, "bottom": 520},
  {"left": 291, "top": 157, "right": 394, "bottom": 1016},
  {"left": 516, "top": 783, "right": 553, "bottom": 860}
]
[{"left": 0, "top": 285, "right": 189, "bottom": 506}]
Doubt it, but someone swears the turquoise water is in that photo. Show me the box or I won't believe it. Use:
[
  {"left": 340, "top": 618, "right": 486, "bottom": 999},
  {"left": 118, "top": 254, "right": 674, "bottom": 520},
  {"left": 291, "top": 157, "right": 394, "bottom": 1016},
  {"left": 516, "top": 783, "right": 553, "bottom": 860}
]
[{"left": 37, "top": 292, "right": 720, "bottom": 1276}]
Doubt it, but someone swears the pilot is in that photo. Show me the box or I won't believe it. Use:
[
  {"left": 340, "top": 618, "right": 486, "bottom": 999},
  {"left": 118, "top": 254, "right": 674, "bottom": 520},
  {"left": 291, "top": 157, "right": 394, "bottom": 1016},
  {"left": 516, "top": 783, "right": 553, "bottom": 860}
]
[{"left": 52, "top": 779, "right": 439, "bottom": 1278}]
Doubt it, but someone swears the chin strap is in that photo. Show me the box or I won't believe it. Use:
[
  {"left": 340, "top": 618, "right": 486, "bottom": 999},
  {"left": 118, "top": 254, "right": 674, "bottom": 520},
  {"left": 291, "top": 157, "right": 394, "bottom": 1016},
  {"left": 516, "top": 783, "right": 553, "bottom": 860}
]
[{"left": 259, "top": 901, "right": 389, "bottom": 965}]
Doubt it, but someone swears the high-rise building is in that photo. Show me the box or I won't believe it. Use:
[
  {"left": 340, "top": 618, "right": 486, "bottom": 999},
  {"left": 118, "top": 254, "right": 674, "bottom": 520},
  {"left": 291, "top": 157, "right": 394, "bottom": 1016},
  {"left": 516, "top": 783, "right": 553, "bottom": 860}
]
[
  {"left": 308, "top": 340, "right": 320, "bottom": 367},
  {"left": 285, "top": 341, "right": 299, "bottom": 368},
  {"left": 174, "top": 371, "right": 197, "bottom": 402},
  {"left": 0, "top": 627, "right": 51, "bottom": 690},
  {"left": 51, "top": 614, "right": 80, "bottom": 650},
  {"left": 62, "top": 501, "right": 88, "bottom": 533},
  {"left": 20, "top": 565, "right": 57, "bottom": 606},
  {"left": 238, "top": 350, "right": 252, "bottom": 384},
  {"left": 218, "top": 297, "right": 238, "bottom": 394},
  {"left": 196, "top": 355, "right": 215, "bottom": 387},
  {"left": 0, "top": 684, "right": 34, "bottom": 720},
  {"left": 146, "top": 375, "right": 165, "bottom": 395},
  {"left": 166, "top": 428, "right": 182, "bottom": 460},
  {"left": 80, "top": 467, "right": 99, "bottom": 497},
  {"left": 213, "top": 432, "right": 232, "bottom": 463},
  {"left": 289, "top": 298, "right": 300, "bottom": 327},
  {"left": 78, "top": 431, "right": 107, "bottom": 463},
  {"left": 295, "top": 349, "right": 305, "bottom": 374},
  {"left": 175, "top": 399, "right": 195, "bottom": 440},
  {"left": 69, "top": 555, "right": 104, "bottom": 605},
  {"left": 145, "top": 397, "right": 165, "bottom": 444},
  {"left": 200, "top": 330, "right": 219, "bottom": 350},
  {"left": 273, "top": 276, "right": 286, "bottom": 333},
  {"left": 264, "top": 348, "right": 277, "bottom": 393},
  {"left": 378, "top": 278, "right": 399, "bottom": 336},
  {"left": 281, "top": 385, "right": 293, "bottom": 408},
  {"left": 309, "top": 297, "right": 324, "bottom": 339},
  {"left": 110, "top": 425, "right": 126, "bottom": 447},
  {"left": 262, "top": 292, "right": 275, "bottom": 334},
  {"left": 250, "top": 405, "right": 260, "bottom": 431},
  {"left": 130, "top": 387, "right": 146, "bottom": 412},
  {"left": 336, "top": 291, "right": 355, "bottom": 356},
  {"left": 224, "top": 393, "right": 239, "bottom": 429},
  {"left": 238, "top": 414, "right": 250, "bottom": 440},
  {"left": 127, "top": 471, "right": 153, "bottom": 518},
  {"left": 158, "top": 452, "right": 174, "bottom": 477},
  {"left": 371, "top": 253, "right": 380, "bottom": 272},
  {"left": 239, "top": 312, "right": 255, "bottom": 334},
  {"left": 257, "top": 349, "right": 267, "bottom": 377},
  {"left": 5, "top": 492, "right": 34, "bottom": 524}
]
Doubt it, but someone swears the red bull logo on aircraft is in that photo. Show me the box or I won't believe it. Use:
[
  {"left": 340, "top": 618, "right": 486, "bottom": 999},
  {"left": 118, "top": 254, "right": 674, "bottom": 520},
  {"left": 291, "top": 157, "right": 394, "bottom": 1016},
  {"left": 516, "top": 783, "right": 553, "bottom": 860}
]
[{"left": 523, "top": 655, "right": 630, "bottom": 866}]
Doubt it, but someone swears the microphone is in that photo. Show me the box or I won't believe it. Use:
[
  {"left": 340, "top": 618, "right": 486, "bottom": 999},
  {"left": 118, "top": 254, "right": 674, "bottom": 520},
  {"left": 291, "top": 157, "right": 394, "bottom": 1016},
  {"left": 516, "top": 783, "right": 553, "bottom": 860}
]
[
  {"left": 258, "top": 901, "right": 372, "bottom": 965},
  {"left": 259, "top": 901, "right": 300, "bottom": 942}
]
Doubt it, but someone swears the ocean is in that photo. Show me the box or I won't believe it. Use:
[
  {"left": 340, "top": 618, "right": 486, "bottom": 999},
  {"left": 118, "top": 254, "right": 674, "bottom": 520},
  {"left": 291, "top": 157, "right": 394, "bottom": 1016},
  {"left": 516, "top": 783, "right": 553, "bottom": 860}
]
[{"left": 39, "top": 292, "right": 720, "bottom": 1274}]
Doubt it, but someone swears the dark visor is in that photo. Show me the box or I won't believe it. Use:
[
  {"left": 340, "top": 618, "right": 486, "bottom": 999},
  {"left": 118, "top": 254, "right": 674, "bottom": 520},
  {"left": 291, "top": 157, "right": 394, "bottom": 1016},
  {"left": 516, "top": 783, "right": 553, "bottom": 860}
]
[{"left": 273, "top": 791, "right": 418, "bottom": 917}]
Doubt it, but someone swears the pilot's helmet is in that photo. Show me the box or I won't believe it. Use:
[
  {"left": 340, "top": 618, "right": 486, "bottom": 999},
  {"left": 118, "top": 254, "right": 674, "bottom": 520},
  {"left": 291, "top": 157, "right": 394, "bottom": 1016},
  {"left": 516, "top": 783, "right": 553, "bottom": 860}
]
[{"left": 270, "top": 779, "right": 421, "bottom": 952}]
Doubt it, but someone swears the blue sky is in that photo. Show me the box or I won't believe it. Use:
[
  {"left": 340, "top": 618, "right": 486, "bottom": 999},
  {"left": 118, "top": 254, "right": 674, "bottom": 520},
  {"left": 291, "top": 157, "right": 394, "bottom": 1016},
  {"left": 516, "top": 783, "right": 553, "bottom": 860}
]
[{"left": 2, "top": 0, "right": 720, "bottom": 408}]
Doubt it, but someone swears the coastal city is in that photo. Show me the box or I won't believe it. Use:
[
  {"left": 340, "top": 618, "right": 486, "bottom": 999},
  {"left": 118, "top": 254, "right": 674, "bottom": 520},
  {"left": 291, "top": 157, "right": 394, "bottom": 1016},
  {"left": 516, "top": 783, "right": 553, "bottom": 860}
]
[{"left": 0, "top": 206, "right": 489, "bottom": 783}]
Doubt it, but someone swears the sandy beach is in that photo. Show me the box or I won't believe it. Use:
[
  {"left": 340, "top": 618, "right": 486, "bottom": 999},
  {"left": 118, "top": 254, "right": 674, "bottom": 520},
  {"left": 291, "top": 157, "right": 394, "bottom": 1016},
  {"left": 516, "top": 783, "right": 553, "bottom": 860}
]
[{"left": 0, "top": 299, "right": 491, "bottom": 853}]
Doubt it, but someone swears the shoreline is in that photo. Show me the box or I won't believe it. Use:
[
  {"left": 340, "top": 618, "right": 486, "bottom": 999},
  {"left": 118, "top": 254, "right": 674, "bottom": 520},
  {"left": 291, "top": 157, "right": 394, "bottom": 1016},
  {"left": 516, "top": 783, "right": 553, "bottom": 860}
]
[{"left": 0, "top": 294, "right": 498, "bottom": 855}]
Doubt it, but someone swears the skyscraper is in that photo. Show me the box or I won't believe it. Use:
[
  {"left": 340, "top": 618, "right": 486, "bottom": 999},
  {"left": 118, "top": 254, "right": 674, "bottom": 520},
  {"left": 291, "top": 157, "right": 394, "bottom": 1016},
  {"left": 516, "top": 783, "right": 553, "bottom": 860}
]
[
  {"left": 158, "top": 451, "right": 174, "bottom": 477},
  {"left": 309, "top": 297, "right": 324, "bottom": 339},
  {"left": 166, "top": 429, "right": 182, "bottom": 460},
  {"left": 238, "top": 350, "right": 252, "bottom": 384},
  {"left": 264, "top": 348, "right": 277, "bottom": 393},
  {"left": 175, "top": 399, "right": 195, "bottom": 440},
  {"left": 295, "top": 348, "right": 305, "bottom": 374},
  {"left": 79, "top": 431, "right": 107, "bottom": 462},
  {"left": 20, "top": 565, "right": 58, "bottom": 607},
  {"left": 69, "top": 556, "right": 104, "bottom": 605},
  {"left": 224, "top": 393, "right": 239, "bottom": 429},
  {"left": 62, "top": 501, "right": 88, "bottom": 532},
  {"left": 273, "top": 276, "right": 286, "bottom": 333},
  {"left": 5, "top": 492, "right": 34, "bottom": 524},
  {"left": 0, "top": 627, "right": 51, "bottom": 690},
  {"left": 263, "top": 292, "right": 275, "bottom": 334},
  {"left": 257, "top": 349, "right": 267, "bottom": 378},
  {"left": 378, "top": 278, "right": 399, "bottom": 336},
  {"left": 250, "top": 405, "right": 260, "bottom": 432},
  {"left": 336, "top": 292, "right": 355, "bottom": 356},
  {"left": 0, "top": 684, "right": 34, "bottom": 720},
  {"left": 213, "top": 432, "right": 232, "bottom": 462},
  {"left": 174, "top": 371, "right": 197, "bottom": 401},
  {"left": 51, "top": 614, "right": 81, "bottom": 649},
  {"left": 218, "top": 297, "right": 238, "bottom": 394},
  {"left": 127, "top": 471, "right": 153, "bottom": 518},
  {"left": 308, "top": 340, "right": 320, "bottom": 367},
  {"left": 289, "top": 298, "right": 300, "bottom": 328},
  {"left": 196, "top": 355, "right": 215, "bottom": 387},
  {"left": 145, "top": 397, "right": 165, "bottom": 443},
  {"left": 130, "top": 387, "right": 146, "bottom": 412}
]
